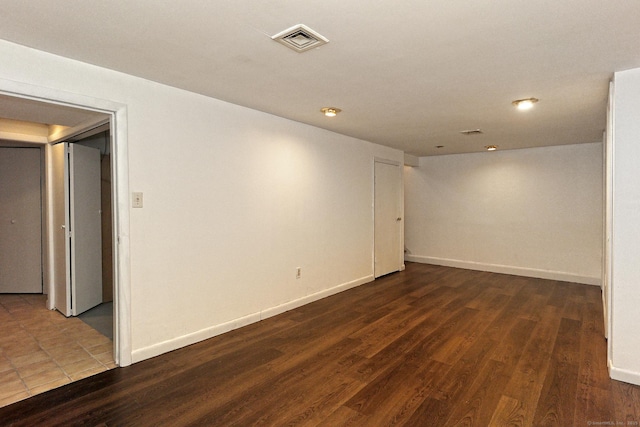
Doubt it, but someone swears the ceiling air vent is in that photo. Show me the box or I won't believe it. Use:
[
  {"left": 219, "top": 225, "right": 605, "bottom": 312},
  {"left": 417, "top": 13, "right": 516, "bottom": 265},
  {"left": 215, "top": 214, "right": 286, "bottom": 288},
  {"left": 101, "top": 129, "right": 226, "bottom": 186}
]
[{"left": 271, "top": 24, "right": 329, "bottom": 53}]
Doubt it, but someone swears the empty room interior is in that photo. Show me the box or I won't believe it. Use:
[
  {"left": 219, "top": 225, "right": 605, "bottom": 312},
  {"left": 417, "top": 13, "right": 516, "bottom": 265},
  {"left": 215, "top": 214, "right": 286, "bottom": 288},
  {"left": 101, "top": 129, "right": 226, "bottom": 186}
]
[{"left": 1, "top": 1, "right": 640, "bottom": 425}]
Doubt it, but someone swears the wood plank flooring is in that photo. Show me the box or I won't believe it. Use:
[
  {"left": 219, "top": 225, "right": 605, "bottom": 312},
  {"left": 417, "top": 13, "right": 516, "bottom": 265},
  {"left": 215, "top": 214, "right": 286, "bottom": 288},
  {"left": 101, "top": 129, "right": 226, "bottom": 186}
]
[{"left": 1, "top": 262, "right": 639, "bottom": 426}]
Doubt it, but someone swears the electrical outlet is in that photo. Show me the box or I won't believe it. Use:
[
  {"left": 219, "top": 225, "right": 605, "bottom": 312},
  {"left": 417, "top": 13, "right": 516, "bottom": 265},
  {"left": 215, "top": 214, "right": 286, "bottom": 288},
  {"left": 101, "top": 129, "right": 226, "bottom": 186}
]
[
  {"left": 296, "top": 267, "right": 301, "bottom": 279},
  {"left": 132, "top": 192, "right": 143, "bottom": 208}
]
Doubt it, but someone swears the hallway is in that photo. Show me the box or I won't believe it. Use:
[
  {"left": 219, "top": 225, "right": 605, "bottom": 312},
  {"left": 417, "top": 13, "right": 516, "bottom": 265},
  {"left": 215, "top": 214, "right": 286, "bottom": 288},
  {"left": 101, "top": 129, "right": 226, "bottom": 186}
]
[{"left": 0, "top": 294, "right": 115, "bottom": 407}]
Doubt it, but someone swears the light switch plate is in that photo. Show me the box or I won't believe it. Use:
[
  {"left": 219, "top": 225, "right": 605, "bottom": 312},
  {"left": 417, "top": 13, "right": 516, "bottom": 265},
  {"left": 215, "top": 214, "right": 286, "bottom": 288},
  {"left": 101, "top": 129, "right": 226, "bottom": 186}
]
[{"left": 132, "top": 192, "right": 143, "bottom": 208}]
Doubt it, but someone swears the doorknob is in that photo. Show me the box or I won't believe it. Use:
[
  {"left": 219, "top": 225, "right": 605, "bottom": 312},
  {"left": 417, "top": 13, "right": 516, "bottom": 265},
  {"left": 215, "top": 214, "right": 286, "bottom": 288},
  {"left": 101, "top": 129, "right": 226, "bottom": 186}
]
[
  {"left": 61, "top": 225, "right": 66, "bottom": 229},
  {"left": 396, "top": 217, "right": 402, "bottom": 221},
  {"left": 10, "top": 219, "right": 16, "bottom": 224}
]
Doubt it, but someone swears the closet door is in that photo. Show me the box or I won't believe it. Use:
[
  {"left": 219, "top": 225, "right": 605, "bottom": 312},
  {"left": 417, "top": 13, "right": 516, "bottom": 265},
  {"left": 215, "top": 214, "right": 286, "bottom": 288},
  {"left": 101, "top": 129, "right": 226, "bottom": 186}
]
[
  {"left": 68, "top": 143, "right": 103, "bottom": 315},
  {"left": 374, "top": 160, "right": 402, "bottom": 278},
  {"left": 51, "top": 142, "right": 102, "bottom": 316},
  {"left": 0, "top": 147, "right": 43, "bottom": 293}
]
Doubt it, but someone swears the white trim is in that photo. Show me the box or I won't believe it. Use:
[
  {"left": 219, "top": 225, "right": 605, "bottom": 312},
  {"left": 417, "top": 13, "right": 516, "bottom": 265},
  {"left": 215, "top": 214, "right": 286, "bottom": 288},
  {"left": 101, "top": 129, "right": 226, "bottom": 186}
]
[
  {"left": 48, "top": 117, "right": 110, "bottom": 144},
  {"left": 609, "top": 362, "right": 640, "bottom": 386},
  {"left": 0, "top": 78, "right": 132, "bottom": 367},
  {"left": 406, "top": 255, "right": 601, "bottom": 286},
  {"left": 132, "top": 274, "right": 374, "bottom": 363}
]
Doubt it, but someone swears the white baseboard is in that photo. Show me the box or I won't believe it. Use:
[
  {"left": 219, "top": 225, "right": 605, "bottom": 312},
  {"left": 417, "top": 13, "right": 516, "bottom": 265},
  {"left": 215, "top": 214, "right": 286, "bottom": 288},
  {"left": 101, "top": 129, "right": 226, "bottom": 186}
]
[
  {"left": 259, "top": 275, "right": 373, "bottom": 319},
  {"left": 131, "top": 274, "right": 374, "bottom": 363},
  {"left": 405, "top": 255, "right": 601, "bottom": 286},
  {"left": 609, "top": 362, "right": 640, "bottom": 386}
]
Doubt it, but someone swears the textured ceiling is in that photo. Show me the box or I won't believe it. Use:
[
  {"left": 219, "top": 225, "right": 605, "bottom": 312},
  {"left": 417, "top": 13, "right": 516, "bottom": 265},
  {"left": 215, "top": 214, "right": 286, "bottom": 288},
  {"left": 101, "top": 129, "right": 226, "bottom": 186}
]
[{"left": 1, "top": 1, "right": 639, "bottom": 156}]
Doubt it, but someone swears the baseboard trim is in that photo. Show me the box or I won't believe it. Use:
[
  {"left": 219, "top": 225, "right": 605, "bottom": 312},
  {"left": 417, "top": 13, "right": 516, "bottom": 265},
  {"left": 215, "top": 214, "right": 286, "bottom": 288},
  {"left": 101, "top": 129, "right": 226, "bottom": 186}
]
[
  {"left": 260, "top": 275, "right": 374, "bottom": 320},
  {"left": 405, "top": 255, "right": 601, "bottom": 286},
  {"left": 131, "top": 274, "right": 374, "bottom": 363},
  {"left": 609, "top": 363, "right": 640, "bottom": 386}
]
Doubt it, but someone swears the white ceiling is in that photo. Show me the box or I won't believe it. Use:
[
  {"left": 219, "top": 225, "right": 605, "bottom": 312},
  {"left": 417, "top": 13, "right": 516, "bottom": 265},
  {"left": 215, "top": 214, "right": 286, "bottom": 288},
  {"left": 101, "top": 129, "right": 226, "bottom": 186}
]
[
  {"left": 0, "top": 95, "right": 106, "bottom": 128},
  {"left": 1, "top": 1, "right": 639, "bottom": 156}
]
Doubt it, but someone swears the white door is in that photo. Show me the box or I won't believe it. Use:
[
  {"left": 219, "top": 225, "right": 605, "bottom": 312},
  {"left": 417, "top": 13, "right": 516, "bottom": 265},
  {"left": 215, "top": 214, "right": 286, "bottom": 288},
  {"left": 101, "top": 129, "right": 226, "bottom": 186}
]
[
  {"left": 374, "top": 160, "right": 402, "bottom": 278},
  {"left": 0, "top": 147, "right": 43, "bottom": 293},
  {"left": 51, "top": 143, "right": 70, "bottom": 314},
  {"left": 52, "top": 142, "right": 102, "bottom": 316}
]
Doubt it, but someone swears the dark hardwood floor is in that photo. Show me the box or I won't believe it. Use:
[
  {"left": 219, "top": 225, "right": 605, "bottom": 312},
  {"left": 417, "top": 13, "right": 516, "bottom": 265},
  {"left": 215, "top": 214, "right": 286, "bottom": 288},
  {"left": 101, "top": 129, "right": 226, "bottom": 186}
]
[{"left": 1, "top": 262, "right": 639, "bottom": 426}]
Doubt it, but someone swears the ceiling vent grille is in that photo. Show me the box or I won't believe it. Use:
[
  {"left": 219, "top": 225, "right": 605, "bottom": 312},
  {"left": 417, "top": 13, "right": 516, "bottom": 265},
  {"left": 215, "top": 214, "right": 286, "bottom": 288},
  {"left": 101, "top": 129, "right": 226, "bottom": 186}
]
[{"left": 271, "top": 24, "right": 329, "bottom": 53}]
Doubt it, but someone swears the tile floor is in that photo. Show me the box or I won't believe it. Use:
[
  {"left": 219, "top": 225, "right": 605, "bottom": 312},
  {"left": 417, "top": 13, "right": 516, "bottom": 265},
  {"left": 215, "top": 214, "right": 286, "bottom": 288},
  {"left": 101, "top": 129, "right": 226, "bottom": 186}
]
[{"left": 0, "top": 294, "right": 115, "bottom": 408}]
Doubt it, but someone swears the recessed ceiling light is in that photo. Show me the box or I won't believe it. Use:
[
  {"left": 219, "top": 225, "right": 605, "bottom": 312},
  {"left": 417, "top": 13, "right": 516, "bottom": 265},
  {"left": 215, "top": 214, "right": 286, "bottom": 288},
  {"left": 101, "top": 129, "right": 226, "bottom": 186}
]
[
  {"left": 460, "top": 129, "right": 483, "bottom": 135},
  {"left": 512, "top": 98, "right": 539, "bottom": 110},
  {"left": 321, "top": 107, "right": 341, "bottom": 117},
  {"left": 485, "top": 145, "right": 498, "bottom": 151}
]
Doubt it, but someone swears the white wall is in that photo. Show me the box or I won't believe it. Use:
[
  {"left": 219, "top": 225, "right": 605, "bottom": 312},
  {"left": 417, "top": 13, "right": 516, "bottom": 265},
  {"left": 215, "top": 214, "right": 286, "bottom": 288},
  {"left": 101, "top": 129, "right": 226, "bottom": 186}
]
[
  {"left": 405, "top": 143, "right": 603, "bottom": 285},
  {"left": 0, "top": 40, "right": 402, "bottom": 363},
  {"left": 609, "top": 67, "right": 640, "bottom": 385}
]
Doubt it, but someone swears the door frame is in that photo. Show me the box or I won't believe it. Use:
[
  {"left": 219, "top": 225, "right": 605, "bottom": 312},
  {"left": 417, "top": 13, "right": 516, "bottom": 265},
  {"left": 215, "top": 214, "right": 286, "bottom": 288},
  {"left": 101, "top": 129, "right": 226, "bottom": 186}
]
[
  {"left": 0, "top": 78, "right": 132, "bottom": 367},
  {"left": 372, "top": 157, "right": 405, "bottom": 278}
]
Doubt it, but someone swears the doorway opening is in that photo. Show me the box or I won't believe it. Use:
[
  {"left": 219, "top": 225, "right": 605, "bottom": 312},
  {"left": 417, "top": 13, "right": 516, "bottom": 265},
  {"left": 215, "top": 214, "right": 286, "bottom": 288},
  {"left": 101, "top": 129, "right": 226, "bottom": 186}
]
[
  {"left": 0, "top": 87, "right": 131, "bottom": 405},
  {"left": 66, "top": 127, "right": 114, "bottom": 338}
]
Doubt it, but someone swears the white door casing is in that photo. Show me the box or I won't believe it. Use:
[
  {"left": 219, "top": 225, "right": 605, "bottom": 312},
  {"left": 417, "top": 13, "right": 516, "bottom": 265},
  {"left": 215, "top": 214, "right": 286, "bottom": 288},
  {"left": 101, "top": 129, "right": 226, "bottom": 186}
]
[{"left": 1, "top": 78, "right": 139, "bottom": 367}]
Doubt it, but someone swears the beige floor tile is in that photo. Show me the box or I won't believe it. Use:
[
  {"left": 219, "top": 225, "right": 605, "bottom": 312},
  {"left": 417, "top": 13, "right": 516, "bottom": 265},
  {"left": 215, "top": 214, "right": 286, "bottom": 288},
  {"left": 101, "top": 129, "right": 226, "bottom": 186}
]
[
  {"left": 29, "top": 377, "right": 72, "bottom": 396},
  {"left": 37, "top": 333, "right": 77, "bottom": 351},
  {"left": 21, "top": 295, "right": 46, "bottom": 305},
  {"left": 2, "top": 299, "right": 30, "bottom": 315},
  {"left": 22, "top": 321, "right": 62, "bottom": 337},
  {"left": 0, "top": 356, "right": 14, "bottom": 374},
  {"left": 8, "top": 308, "right": 39, "bottom": 321},
  {"left": 17, "top": 359, "right": 59, "bottom": 379},
  {"left": 22, "top": 366, "right": 67, "bottom": 389},
  {"left": 11, "top": 349, "right": 51, "bottom": 368},
  {"left": 46, "top": 311, "right": 71, "bottom": 325},
  {"left": 60, "top": 321, "right": 95, "bottom": 335},
  {"left": 1, "top": 328, "right": 34, "bottom": 343},
  {"left": 0, "top": 294, "right": 114, "bottom": 408},
  {"left": 2, "top": 340, "right": 41, "bottom": 359},
  {"left": 70, "top": 366, "right": 107, "bottom": 382},
  {"left": 93, "top": 351, "right": 115, "bottom": 365},
  {"left": 52, "top": 349, "right": 95, "bottom": 368},
  {"left": 77, "top": 333, "right": 112, "bottom": 350},
  {"left": 0, "top": 371, "right": 27, "bottom": 400},
  {"left": 86, "top": 341, "right": 113, "bottom": 356},
  {"left": 45, "top": 342, "right": 86, "bottom": 359},
  {"left": 0, "top": 390, "right": 30, "bottom": 407},
  {"left": 0, "top": 308, "right": 13, "bottom": 321},
  {"left": 62, "top": 357, "right": 102, "bottom": 376}
]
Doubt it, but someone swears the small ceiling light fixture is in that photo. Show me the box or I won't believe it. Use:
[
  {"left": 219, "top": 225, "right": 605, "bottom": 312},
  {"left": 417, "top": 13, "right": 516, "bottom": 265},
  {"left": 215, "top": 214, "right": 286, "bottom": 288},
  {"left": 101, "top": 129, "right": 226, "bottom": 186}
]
[
  {"left": 321, "top": 107, "right": 341, "bottom": 117},
  {"left": 485, "top": 145, "right": 498, "bottom": 151},
  {"left": 512, "top": 97, "right": 539, "bottom": 110}
]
